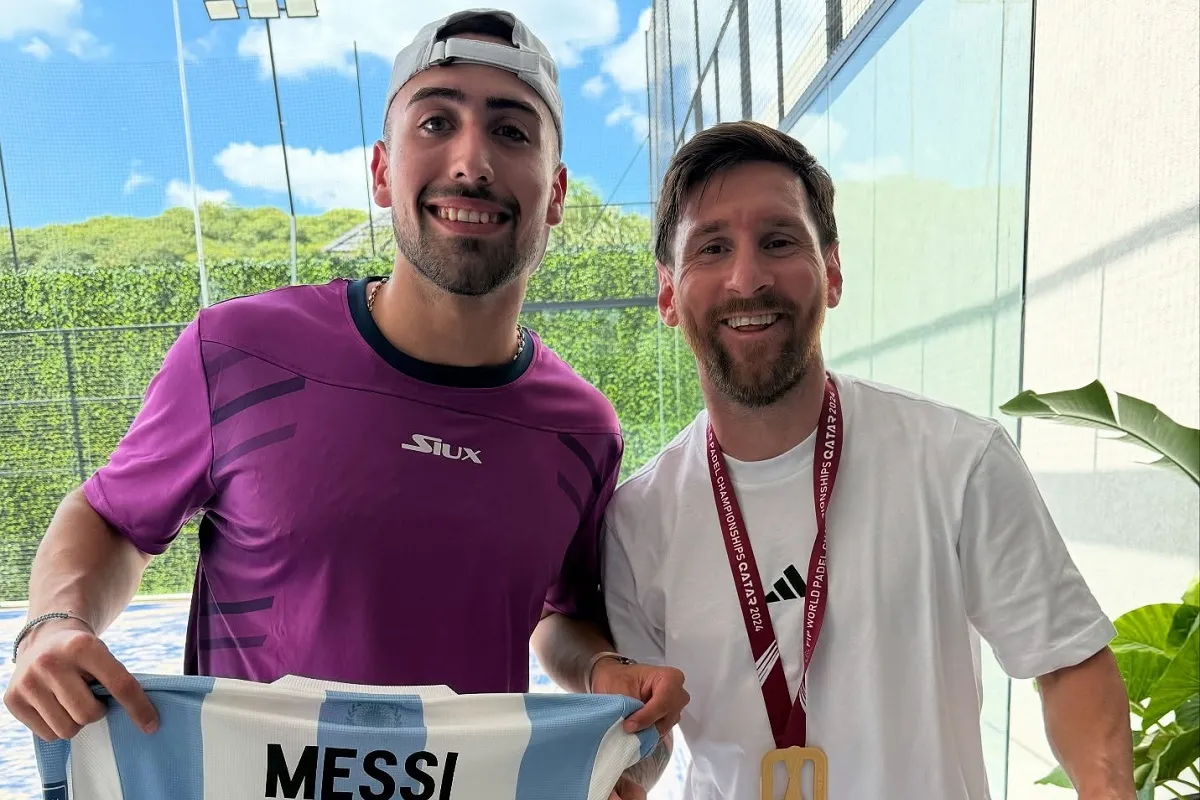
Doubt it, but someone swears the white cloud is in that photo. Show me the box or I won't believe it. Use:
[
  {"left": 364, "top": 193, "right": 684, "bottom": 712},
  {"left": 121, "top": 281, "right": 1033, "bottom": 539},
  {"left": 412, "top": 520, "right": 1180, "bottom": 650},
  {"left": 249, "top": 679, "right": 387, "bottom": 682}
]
[
  {"left": 123, "top": 166, "right": 151, "bottom": 195},
  {"left": 606, "top": 102, "right": 650, "bottom": 141},
  {"left": 166, "top": 179, "right": 232, "bottom": 208},
  {"left": 183, "top": 29, "right": 220, "bottom": 63},
  {"left": 235, "top": 0, "right": 621, "bottom": 80},
  {"left": 0, "top": 0, "right": 109, "bottom": 59},
  {"left": 20, "top": 37, "right": 51, "bottom": 60},
  {"left": 213, "top": 142, "right": 371, "bottom": 212},
  {"left": 601, "top": 7, "right": 651, "bottom": 93},
  {"left": 582, "top": 75, "right": 607, "bottom": 99}
]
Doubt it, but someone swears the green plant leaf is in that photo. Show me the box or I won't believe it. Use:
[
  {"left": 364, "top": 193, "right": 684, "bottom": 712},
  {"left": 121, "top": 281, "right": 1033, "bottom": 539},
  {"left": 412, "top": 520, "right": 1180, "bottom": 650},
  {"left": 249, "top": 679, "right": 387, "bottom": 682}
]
[
  {"left": 1113, "top": 604, "right": 1183, "bottom": 700},
  {"left": 1034, "top": 765, "right": 1073, "bottom": 788},
  {"left": 1184, "top": 576, "right": 1200, "bottom": 607},
  {"left": 999, "top": 381, "right": 1200, "bottom": 484},
  {"left": 1144, "top": 625, "right": 1200, "bottom": 727},
  {"left": 1177, "top": 696, "right": 1200, "bottom": 729},
  {"left": 1153, "top": 726, "right": 1200, "bottom": 782},
  {"left": 1169, "top": 605, "right": 1200, "bottom": 651},
  {"left": 1134, "top": 757, "right": 1158, "bottom": 800}
]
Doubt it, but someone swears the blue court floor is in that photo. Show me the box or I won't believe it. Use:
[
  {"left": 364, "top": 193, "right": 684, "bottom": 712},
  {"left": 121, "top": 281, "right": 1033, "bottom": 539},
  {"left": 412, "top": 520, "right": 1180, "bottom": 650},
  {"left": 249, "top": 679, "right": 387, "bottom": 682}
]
[{"left": 0, "top": 600, "right": 689, "bottom": 799}]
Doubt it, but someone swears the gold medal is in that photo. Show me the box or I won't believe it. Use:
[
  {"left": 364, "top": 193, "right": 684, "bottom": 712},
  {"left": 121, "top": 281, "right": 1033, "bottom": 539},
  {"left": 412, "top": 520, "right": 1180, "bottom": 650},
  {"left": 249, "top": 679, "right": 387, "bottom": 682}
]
[{"left": 761, "top": 746, "right": 828, "bottom": 800}]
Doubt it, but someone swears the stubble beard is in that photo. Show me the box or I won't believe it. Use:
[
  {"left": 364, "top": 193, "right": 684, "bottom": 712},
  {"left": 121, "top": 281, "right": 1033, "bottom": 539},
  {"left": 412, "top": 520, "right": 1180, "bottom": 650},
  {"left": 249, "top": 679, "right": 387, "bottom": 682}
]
[
  {"left": 681, "top": 290, "right": 826, "bottom": 408},
  {"left": 392, "top": 188, "right": 537, "bottom": 297}
]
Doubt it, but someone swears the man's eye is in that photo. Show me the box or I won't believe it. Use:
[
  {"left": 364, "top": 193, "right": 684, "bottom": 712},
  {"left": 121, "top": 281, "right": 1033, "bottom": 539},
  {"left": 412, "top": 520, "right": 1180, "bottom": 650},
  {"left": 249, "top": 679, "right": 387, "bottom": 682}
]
[
  {"left": 420, "top": 117, "right": 450, "bottom": 132},
  {"left": 496, "top": 125, "right": 529, "bottom": 142},
  {"left": 700, "top": 244, "right": 724, "bottom": 255},
  {"left": 765, "top": 239, "right": 794, "bottom": 249}
]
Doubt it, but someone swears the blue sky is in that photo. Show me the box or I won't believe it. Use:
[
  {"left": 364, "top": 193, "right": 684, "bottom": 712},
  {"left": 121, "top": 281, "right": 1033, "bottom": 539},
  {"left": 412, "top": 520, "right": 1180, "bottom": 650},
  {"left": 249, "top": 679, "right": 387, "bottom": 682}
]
[{"left": 0, "top": 0, "right": 655, "bottom": 229}]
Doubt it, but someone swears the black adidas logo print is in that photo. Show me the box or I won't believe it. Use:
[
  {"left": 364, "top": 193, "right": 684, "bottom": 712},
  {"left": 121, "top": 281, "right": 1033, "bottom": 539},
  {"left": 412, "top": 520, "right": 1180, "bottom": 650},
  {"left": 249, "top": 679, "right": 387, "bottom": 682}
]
[{"left": 765, "top": 564, "right": 807, "bottom": 604}]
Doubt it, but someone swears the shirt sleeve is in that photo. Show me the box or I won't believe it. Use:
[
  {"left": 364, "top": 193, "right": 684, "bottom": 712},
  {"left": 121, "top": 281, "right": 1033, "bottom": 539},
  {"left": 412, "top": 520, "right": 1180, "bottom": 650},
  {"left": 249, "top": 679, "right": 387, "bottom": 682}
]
[
  {"left": 958, "top": 424, "right": 1116, "bottom": 679},
  {"left": 601, "top": 510, "right": 667, "bottom": 667},
  {"left": 542, "top": 437, "right": 622, "bottom": 629},
  {"left": 82, "top": 319, "right": 216, "bottom": 556}
]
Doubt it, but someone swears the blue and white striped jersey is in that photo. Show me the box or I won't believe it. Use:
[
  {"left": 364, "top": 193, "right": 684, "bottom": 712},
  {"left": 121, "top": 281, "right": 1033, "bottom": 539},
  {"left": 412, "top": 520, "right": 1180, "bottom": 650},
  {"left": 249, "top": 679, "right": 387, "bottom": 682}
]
[{"left": 33, "top": 673, "right": 659, "bottom": 800}]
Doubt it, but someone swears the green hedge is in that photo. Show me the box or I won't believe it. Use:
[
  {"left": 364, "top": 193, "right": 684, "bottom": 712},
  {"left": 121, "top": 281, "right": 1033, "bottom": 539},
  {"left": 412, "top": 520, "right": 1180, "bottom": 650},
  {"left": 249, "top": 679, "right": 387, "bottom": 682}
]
[{"left": 0, "top": 249, "right": 703, "bottom": 602}]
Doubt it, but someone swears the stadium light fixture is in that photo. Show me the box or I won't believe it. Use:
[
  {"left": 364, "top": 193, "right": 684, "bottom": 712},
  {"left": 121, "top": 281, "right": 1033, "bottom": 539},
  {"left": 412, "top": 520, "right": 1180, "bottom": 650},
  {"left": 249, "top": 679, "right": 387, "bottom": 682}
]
[
  {"left": 203, "top": 0, "right": 239, "bottom": 20},
  {"left": 200, "top": 0, "right": 320, "bottom": 286},
  {"left": 283, "top": 0, "right": 318, "bottom": 17},
  {"left": 246, "top": 0, "right": 280, "bottom": 18},
  {"left": 203, "top": 0, "right": 320, "bottom": 21}
]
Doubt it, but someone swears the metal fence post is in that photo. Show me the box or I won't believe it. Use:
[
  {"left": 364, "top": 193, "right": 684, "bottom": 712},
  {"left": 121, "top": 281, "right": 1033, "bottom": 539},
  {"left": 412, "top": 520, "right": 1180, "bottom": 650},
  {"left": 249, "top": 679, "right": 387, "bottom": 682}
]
[
  {"left": 0, "top": 138, "right": 17, "bottom": 272},
  {"left": 354, "top": 42, "right": 378, "bottom": 259},
  {"left": 827, "top": 0, "right": 844, "bottom": 56},
  {"left": 737, "top": 0, "right": 752, "bottom": 119},
  {"left": 692, "top": 0, "right": 703, "bottom": 131},
  {"left": 60, "top": 331, "right": 87, "bottom": 483}
]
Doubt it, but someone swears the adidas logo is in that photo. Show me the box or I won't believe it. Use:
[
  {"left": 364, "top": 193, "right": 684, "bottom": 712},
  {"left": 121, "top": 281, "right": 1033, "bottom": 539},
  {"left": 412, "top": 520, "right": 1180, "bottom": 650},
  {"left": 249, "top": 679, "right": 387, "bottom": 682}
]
[{"left": 765, "top": 564, "right": 806, "bottom": 604}]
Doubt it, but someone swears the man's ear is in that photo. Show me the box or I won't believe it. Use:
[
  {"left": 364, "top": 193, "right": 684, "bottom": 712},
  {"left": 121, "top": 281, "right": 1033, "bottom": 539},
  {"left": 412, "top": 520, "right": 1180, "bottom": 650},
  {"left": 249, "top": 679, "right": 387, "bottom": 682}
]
[
  {"left": 370, "top": 140, "right": 391, "bottom": 209},
  {"left": 657, "top": 261, "right": 679, "bottom": 327},
  {"left": 545, "top": 162, "right": 567, "bottom": 226},
  {"left": 824, "top": 241, "right": 843, "bottom": 309}
]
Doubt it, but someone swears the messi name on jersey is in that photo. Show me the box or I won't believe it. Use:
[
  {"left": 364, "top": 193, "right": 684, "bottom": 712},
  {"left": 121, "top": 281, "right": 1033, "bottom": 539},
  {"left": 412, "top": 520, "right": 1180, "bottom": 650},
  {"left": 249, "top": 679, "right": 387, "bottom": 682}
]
[{"left": 33, "top": 674, "right": 659, "bottom": 800}]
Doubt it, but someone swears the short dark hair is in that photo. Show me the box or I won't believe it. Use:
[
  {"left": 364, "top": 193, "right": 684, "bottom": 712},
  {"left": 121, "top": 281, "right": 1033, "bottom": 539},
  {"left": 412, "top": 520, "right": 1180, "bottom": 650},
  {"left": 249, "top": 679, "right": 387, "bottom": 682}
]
[{"left": 654, "top": 121, "right": 838, "bottom": 268}]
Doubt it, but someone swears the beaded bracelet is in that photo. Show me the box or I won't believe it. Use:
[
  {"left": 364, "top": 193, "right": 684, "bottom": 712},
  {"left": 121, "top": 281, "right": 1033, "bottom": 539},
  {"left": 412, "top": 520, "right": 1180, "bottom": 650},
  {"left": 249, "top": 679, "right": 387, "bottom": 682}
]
[{"left": 10, "top": 611, "right": 94, "bottom": 662}]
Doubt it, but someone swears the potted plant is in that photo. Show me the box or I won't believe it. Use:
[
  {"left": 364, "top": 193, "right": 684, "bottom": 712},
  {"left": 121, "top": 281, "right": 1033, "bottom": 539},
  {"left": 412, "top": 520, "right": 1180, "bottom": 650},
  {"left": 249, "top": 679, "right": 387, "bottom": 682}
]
[{"left": 1001, "top": 380, "right": 1200, "bottom": 800}]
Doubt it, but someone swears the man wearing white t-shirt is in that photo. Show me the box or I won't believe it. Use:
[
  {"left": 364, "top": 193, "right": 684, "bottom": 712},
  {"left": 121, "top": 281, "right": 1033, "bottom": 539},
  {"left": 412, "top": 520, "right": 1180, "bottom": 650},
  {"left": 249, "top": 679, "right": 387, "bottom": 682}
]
[{"left": 601, "top": 121, "right": 1134, "bottom": 799}]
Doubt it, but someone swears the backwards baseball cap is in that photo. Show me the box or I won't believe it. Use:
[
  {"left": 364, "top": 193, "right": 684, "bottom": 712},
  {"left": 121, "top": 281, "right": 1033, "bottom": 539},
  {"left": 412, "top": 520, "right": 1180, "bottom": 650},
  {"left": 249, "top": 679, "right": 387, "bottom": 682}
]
[{"left": 384, "top": 8, "right": 563, "bottom": 151}]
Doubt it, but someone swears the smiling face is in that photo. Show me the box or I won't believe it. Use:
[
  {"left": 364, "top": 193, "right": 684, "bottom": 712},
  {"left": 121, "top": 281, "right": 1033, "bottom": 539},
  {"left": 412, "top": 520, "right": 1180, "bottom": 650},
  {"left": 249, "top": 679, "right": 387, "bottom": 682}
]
[
  {"left": 371, "top": 36, "right": 565, "bottom": 297},
  {"left": 659, "top": 161, "right": 842, "bottom": 407}
]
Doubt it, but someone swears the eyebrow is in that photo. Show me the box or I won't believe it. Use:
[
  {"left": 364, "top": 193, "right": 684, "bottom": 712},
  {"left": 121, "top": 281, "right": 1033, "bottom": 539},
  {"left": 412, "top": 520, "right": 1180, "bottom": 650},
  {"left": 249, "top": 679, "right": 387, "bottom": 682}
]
[
  {"left": 689, "top": 216, "right": 809, "bottom": 238},
  {"left": 407, "top": 86, "right": 541, "bottom": 120}
]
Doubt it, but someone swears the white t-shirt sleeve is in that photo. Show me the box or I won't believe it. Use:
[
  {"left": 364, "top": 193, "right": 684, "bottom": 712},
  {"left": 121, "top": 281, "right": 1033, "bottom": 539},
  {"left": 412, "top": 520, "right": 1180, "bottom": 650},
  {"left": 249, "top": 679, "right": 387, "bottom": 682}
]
[
  {"left": 958, "top": 425, "right": 1116, "bottom": 680},
  {"left": 602, "top": 512, "right": 667, "bottom": 667}
]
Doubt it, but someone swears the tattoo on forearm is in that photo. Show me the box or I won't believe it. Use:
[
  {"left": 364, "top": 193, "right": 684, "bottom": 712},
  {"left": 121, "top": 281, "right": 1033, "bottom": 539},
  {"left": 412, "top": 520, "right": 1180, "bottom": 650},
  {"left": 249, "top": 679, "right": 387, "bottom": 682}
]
[{"left": 623, "top": 736, "right": 674, "bottom": 789}]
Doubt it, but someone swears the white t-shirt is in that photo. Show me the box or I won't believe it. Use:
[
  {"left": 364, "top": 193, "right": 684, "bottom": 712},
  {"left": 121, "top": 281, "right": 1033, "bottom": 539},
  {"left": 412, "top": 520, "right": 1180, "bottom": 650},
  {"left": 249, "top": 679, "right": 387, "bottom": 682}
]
[{"left": 602, "top": 372, "right": 1115, "bottom": 800}]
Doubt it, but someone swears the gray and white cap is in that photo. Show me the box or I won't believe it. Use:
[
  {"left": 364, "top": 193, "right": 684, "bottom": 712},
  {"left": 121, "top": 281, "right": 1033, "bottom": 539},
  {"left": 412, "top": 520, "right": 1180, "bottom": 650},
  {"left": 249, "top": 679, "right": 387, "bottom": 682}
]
[{"left": 383, "top": 9, "right": 563, "bottom": 151}]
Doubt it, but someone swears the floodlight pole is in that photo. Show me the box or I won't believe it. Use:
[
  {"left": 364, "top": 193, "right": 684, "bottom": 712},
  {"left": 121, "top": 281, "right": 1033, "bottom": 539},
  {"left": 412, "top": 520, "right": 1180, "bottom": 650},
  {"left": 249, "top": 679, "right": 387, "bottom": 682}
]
[
  {"left": 172, "top": 0, "right": 210, "bottom": 306},
  {"left": 0, "top": 138, "right": 17, "bottom": 272},
  {"left": 265, "top": 18, "right": 298, "bottom": 285}
]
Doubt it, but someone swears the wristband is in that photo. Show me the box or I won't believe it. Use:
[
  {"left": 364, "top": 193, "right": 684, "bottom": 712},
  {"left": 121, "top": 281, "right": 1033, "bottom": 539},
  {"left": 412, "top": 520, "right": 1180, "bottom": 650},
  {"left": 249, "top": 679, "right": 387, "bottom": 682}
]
[
  {"left": 585, "top": 651, "right": 636, "bottom": 693},
  {"left": 11, "top": 611, "right": 94, "bottom": 662}
]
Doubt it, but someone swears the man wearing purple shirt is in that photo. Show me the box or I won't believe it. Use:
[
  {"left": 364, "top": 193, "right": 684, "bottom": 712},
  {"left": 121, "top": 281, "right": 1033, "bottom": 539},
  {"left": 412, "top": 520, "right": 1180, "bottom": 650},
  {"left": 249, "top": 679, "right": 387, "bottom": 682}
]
[{"left": 5, "top": 10, "right": 684, "bottom": 798}]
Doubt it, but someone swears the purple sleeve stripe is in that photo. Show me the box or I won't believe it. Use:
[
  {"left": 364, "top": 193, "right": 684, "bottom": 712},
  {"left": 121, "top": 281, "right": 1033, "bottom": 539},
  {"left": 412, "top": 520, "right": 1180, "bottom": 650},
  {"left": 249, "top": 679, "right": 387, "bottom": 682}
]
[
  {"left": 198, "top": 596, "right": 275, "bottom": 616},
  {"left": 211, "top": 424, "right": 297, "bottom": 474},
  {"left": 210, "top": 376, "right": 306, "bottom": 425},
  {"left": 557, "top": 472, "right": 583, "bottom": 515},
  {"left": 556, "top": 433, "right": 602, "bottom": 496},
  {"left": 204, "top": 348, "right": 253, "bottom": 376}
]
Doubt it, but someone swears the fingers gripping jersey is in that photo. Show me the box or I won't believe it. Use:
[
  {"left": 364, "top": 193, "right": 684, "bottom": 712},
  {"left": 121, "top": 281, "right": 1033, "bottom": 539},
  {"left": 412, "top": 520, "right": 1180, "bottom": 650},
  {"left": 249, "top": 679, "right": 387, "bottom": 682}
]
[{"left": 33, "top": 674, "right": 660, "bottom": 800}]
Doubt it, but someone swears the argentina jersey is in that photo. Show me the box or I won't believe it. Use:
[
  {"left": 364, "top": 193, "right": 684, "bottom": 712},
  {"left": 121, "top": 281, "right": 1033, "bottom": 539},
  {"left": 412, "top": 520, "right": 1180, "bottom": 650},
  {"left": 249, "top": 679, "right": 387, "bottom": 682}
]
[{"left": 32, "top": 674, "right": 660, "bottom": 800}]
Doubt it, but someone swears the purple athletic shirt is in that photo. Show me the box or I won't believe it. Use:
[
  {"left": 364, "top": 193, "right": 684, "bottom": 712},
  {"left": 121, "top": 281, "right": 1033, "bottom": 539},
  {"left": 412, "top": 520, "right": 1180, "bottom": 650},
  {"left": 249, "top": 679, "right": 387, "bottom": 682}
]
[{"left": 82, "top": 276, "right": 623, "bottom": 694}]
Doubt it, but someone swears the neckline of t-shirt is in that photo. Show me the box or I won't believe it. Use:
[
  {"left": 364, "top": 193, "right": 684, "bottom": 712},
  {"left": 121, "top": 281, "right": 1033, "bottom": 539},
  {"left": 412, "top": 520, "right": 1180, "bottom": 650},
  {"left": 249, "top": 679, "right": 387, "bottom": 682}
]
[
  {"left": 711, "top": 416, "right": 819, "bottom": 487},
  {"left": 346, "top": 276, "right": 536, "bottom": 389}
]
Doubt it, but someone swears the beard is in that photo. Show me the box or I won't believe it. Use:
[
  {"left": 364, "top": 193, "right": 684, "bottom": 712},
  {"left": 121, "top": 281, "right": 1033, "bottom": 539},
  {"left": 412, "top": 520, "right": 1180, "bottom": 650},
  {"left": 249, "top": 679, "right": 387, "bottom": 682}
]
[
  {"left": 680, "top": 288, "right": 826, "bottom": 408},
  {"left": 393, "top": 184, "right": 537, "bottom": 297}
]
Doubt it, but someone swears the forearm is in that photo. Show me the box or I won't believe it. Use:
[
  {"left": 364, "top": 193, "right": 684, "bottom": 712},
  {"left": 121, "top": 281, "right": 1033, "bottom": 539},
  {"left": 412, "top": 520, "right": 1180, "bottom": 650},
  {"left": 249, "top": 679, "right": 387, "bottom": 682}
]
[
  {"left": 623, "top": 731, "right": 673, "bottom": 790},
  {"left": 530, "top": 611, "right": 613, "bottom": 693},
  {"left": 1038, "top": 647, "right": 1135, "bottom": 799},
  {"left": 25, "top": 488, "right": 151, "bottom": 639}
]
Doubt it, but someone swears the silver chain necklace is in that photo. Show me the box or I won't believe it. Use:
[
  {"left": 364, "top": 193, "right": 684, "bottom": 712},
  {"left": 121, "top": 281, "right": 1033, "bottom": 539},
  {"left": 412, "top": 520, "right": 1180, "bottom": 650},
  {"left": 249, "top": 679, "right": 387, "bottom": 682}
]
[{"left": 367, "top": 277, "right": 525, "bottom": 363}]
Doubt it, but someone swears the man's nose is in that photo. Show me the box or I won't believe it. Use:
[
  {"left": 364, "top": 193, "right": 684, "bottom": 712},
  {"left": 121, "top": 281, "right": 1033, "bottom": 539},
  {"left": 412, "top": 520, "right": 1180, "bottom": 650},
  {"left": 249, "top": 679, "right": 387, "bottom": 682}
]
[
  {"left": 448, "top": 125, "right": 495, "bottom": 186},
  {"left": 725, "top": 248, "right": 775, "bottom": 296}
]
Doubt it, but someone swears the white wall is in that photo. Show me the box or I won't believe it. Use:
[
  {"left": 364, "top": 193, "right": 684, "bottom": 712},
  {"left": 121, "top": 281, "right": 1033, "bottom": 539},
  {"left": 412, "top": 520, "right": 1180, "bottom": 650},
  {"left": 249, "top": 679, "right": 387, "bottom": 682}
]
[{"left": 1010, "top": 1, "right": 1200, "bottom": 796}]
